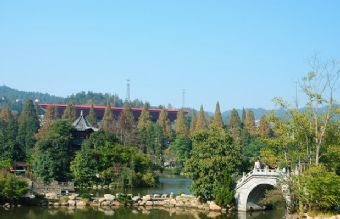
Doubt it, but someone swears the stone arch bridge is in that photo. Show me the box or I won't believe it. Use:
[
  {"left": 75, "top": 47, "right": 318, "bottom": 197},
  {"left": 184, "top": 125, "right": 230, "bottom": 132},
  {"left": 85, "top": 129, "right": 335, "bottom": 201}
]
[{"left": 234, "top": 168, "right": 290, "bottom": 211}]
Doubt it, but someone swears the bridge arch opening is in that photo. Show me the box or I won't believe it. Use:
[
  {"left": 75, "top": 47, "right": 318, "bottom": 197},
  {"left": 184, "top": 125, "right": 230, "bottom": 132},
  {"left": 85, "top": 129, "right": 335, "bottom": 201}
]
[{"left": 246, "top": 183, "right": 285, "bottom": 211}]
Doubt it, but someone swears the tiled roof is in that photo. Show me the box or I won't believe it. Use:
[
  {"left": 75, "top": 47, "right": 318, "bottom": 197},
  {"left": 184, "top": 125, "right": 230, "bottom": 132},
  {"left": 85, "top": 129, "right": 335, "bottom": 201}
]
[{"left": 72, "top": 110, "right": 98, "bottom": 132}]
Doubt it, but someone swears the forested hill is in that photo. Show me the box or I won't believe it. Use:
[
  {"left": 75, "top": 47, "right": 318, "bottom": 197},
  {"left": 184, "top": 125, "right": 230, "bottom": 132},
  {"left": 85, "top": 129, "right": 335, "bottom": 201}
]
[
  {"left": 2, "top": 85, "right": 326, "bottom": 120},
  {"left": 0, "top": 85, "right": 64, "bottom": 103},
  {"left": 0, "top": 85, "right": 145, "bottom": 112}
]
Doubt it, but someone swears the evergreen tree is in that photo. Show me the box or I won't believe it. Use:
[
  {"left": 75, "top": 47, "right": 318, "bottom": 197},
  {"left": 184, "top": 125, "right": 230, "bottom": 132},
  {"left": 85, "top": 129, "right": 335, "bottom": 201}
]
[
  {"left": 185, "top": 126, "right": 241, "bottom": 201},
  {"left": 33, "top": 120, "right": 73, "bottom": 182},
  {"left": 137, "top": 103, "right": 153, "bottom": 153},
  {"left": 0, "top": 106, "right": 20, "bottom": 162},
  {"left": 101, "top": 103, "right": 114, "bottom": 132},
  {"left": 196, "top": 105, "right": 207, "bottom": 131},
  {"left": 258, "top": 115, "right": 272, "bottom": 138},
  {"left": 211, "top": 102, "right": 224, "bottom": 128},
  {"left": 17, "top": 100, "right": 40, "bottom": 159},
  {"left": 189, "top": 111, "right": 197, "bottom": 135},
  {"left": 153, "top": 123, "right": 165, "bottom": 165},
  {"left": 244, "top": 110, "right": 256, "bottom": 136},
  {"left": 157, "top": 108, "right": 171, "bottom": 140},
  {"left": 62, "top": 104, "right": 77, "bottom": 121},
  {"left": 241, "top": 108, "right": 246, "bottom": 126},
  {"left": 175, "top": 110, "right": 188, "bottom": 136},
  {"left": 87, "top": 104, "right": 97, "bottom": 127},
  {"left": 137, "top": 102, "right": 152, "bottom": 130},
  {"left": 119, "top": 101, "right": 136, "bottom": 146},
  {"left": 228, "top": 109, "right": 241, "bottom": 129},
  {"left": 169, "top": 135, "right": 192, "bottom": 168},
  {"left": 228, "top": 109, "right": 242, "bottom": 144}
]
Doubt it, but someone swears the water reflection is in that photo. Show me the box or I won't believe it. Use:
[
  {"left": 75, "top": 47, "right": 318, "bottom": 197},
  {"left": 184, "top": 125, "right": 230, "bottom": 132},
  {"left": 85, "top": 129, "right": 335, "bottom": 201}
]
[
  {"left": 0, "top": 206, "right": 286, "bottom": 219},
  {"left": 78, "top": 175, "right": 192, "bottom": 197}
]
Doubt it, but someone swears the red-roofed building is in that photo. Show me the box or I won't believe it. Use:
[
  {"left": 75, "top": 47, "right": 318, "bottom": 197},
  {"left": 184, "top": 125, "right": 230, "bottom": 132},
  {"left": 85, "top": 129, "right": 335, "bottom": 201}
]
[{"left": 38, "top": 104, "right": 189, "bottom": 122}]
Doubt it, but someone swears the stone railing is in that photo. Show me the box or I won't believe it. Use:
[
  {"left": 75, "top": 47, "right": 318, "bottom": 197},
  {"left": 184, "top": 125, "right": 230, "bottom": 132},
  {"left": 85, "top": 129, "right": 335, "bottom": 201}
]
[{"left": 236, "top": 168, "right": 284, "bottom": 188}]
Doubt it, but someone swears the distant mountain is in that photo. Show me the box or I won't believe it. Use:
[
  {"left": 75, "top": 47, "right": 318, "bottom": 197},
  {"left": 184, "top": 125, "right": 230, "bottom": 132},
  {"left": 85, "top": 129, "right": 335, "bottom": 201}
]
[
  {"left": 1, "top": 85, "right": 336, "bottom": 120},
  {"left": 0, "top": 85, "right": 145, "bottom": 112},
  {"left": 0, "top": 85, "right": 65, "bottom": 103}
]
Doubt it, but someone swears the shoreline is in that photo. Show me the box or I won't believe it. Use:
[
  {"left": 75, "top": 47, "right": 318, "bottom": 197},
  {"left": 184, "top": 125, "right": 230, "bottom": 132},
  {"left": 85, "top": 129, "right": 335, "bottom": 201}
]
[{"left": 2, "top": 192, "right": 234, "bottom": 214}]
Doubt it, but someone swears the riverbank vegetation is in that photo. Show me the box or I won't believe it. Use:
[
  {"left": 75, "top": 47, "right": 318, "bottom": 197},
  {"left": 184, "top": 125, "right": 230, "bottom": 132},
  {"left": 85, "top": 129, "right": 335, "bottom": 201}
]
[{"left": 0, "top": 56, "right": 340, "bottom": 216}]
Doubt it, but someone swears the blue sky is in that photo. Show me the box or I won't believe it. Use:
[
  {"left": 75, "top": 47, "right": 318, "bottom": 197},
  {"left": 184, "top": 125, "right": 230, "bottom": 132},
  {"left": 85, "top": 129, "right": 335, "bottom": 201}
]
[{"left": 1, "top": 1, "right": 340, "bottom": 111}]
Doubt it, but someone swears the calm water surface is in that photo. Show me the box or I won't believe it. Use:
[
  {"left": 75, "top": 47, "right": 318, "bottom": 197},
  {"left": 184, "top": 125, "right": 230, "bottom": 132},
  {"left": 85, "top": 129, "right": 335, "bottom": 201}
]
[{"left": 0, "top": 175, "right": 286, "bottom": 219}]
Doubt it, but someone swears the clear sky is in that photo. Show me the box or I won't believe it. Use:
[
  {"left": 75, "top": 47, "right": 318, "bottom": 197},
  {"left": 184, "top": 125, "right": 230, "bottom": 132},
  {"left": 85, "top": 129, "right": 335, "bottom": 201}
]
[{"left": 1, "top": 1, "right": 340, "bottom": 111}]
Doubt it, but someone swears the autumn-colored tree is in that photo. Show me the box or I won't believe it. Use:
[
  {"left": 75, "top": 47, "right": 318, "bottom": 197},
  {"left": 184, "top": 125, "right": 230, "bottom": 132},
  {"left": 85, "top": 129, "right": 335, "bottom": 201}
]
[
  {"left": 36, "top": 105, "right": 55, "bottom": 140},
  {"left": 87, "top": 104, "right": 97, "bottom": 127},
  {"left": 228, "top": 109, "right": 241, "bottom": 144},
  {"left": 258, "top": 115, "right": 272, "bottom": 138},
  {"left": 244, "top": 110, "right": 256, "bottom": 136},
  {"left": 211, "top": 102, "right": 224, "bottom": 128},
  {"left": 189, "top": 111, "right": 197, "bottom": 135},
  {"left": 175, "top": 110, "right": 188, "bottom": 136},
  {"left": 157, "top": 108, "right": 171, "bottom": 140},
  {"left": 119, "top": 101, "right": 137, "bottom": 146},
  {"left": 101, "top": 103, "right": 115, "bottom": 132},
  {"left": 0, "top": 105, "right": 12, "bottom": 125},
  {"left": 196, "top": 105, "right": 207, "bottom": 131},
  {"left": 62, "top": 104, "right": 77, "bottom": 121}
]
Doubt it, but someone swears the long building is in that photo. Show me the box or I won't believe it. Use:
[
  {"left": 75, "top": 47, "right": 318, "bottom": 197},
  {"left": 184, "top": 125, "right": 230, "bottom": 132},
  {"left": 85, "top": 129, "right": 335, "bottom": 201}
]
[{"left": 38, "top": 103, "right": 189, "bottom": 122}]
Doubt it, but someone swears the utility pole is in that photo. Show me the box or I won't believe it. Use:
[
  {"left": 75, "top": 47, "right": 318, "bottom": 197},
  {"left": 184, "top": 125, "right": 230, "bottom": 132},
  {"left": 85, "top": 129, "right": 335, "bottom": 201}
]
[
  {"left": 182, "top": 89, "right": 186, "bottom": 109},
  {"left": 126, "top": 79, "right": 130, "bottom": 102},
  {"left": 295, "top": 81, "right": 299, "bottom": 109}
]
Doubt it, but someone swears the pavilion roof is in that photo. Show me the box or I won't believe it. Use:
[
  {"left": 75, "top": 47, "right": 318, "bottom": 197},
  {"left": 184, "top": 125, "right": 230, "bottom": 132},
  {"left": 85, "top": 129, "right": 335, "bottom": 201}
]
[{"left": 72, "top": 110, "right": 98, "bottom": 132}]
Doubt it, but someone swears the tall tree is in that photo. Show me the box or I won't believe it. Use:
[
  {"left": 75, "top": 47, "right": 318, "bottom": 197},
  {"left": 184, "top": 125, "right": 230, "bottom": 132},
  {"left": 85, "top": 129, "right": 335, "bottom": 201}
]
[
  {"left": 211, "top": 102, "right": 224, "bottom": 128},
  {"left": 244, "top": 110, "right": 256, "bottom": 136},
  {"left": 137, "top": 103, "right": 153, "bottom": 153},
  {"left": 300, "top": 57, "right": 340, "bottom": 165},
  {"left": 0, "top": 106, "right": 19, "bottom": 162},
  {"left": 175, "top": 110, "right": 188, "bottom": 136},
  {"left": 241, "top": 108, "right": 246, "bottom": 126},
  {"left": 119, "top": 101, "right": 136, "bottom": 146},
  {"left": 157, "top": 108, "right": 171, "bottom": 140},
  {"left": 36, "top": 105, "right": 55, "bottom": 140},
  {"left": 258, "top": 115, "right": 271, "bottom": 138},
  {"left": 101, "top": 103, "right": 114, "bottom": 132},
  {"left": 87, "top": 104, "right": 97, "bottom": 127},
  {"left": 228, "top": 109, "right": 242, "bottom": 144},
  {"left": 153, "top": 123, "right": 165, "bottom": 165},
  {"left": 33, "top": 120, "right": 73, "bottom": 182},
  {"left": 62, "top": 104, "right": 77, "bottom": 121},
  {"left": 17, "top": 100, "right": 40, "bottom": 159},
  {"left": 196, "top": 105, "right": 207, "bottom": 131},
  {"left": 189, "top": 111, "right": 197, "bottom": 135},
  {"left": 137, "top": 102, "right": 152, "bottom": 130},
  {"left": 228, "top": 109, "right": 241, "bottom": 129},
  {"left": 185, "top": 126, "right": 241, "bottom": 201},
  {"left": 0, "top": 105, "right": 12, "bottom": 125}
]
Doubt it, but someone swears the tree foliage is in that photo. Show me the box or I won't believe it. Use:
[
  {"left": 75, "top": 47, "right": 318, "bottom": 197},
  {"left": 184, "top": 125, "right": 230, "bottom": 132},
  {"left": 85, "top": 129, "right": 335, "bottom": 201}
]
[
  {"left": 195, "top": 105, "right": 207, "bottom": 131},
  {"left": 17, "top": 100, "right": 39, "bottom": 160},
  {"left": 185, "top": 126, "right": 241, "bottom": 201},
  {"left": 33, "top": 120, "right": 73, "bottom": 182},
  {"left": 211, "top": 102, "right": 224, "bottom": 129}
]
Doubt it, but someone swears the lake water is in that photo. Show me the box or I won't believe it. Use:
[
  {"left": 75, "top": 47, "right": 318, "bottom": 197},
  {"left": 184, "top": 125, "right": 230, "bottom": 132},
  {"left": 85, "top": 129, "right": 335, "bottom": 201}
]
[{"left": 0, "top": 175, "right": 287, "bottom": 219}]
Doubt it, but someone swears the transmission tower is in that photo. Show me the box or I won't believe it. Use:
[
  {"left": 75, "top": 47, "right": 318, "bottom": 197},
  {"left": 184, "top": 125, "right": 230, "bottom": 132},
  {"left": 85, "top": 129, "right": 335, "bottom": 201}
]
[
  {"left": 126, "top": 79, "right": 130, "bottom": 102},
  {"left": 182, "top": 89, "right": 186, "bottom": 109}
]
